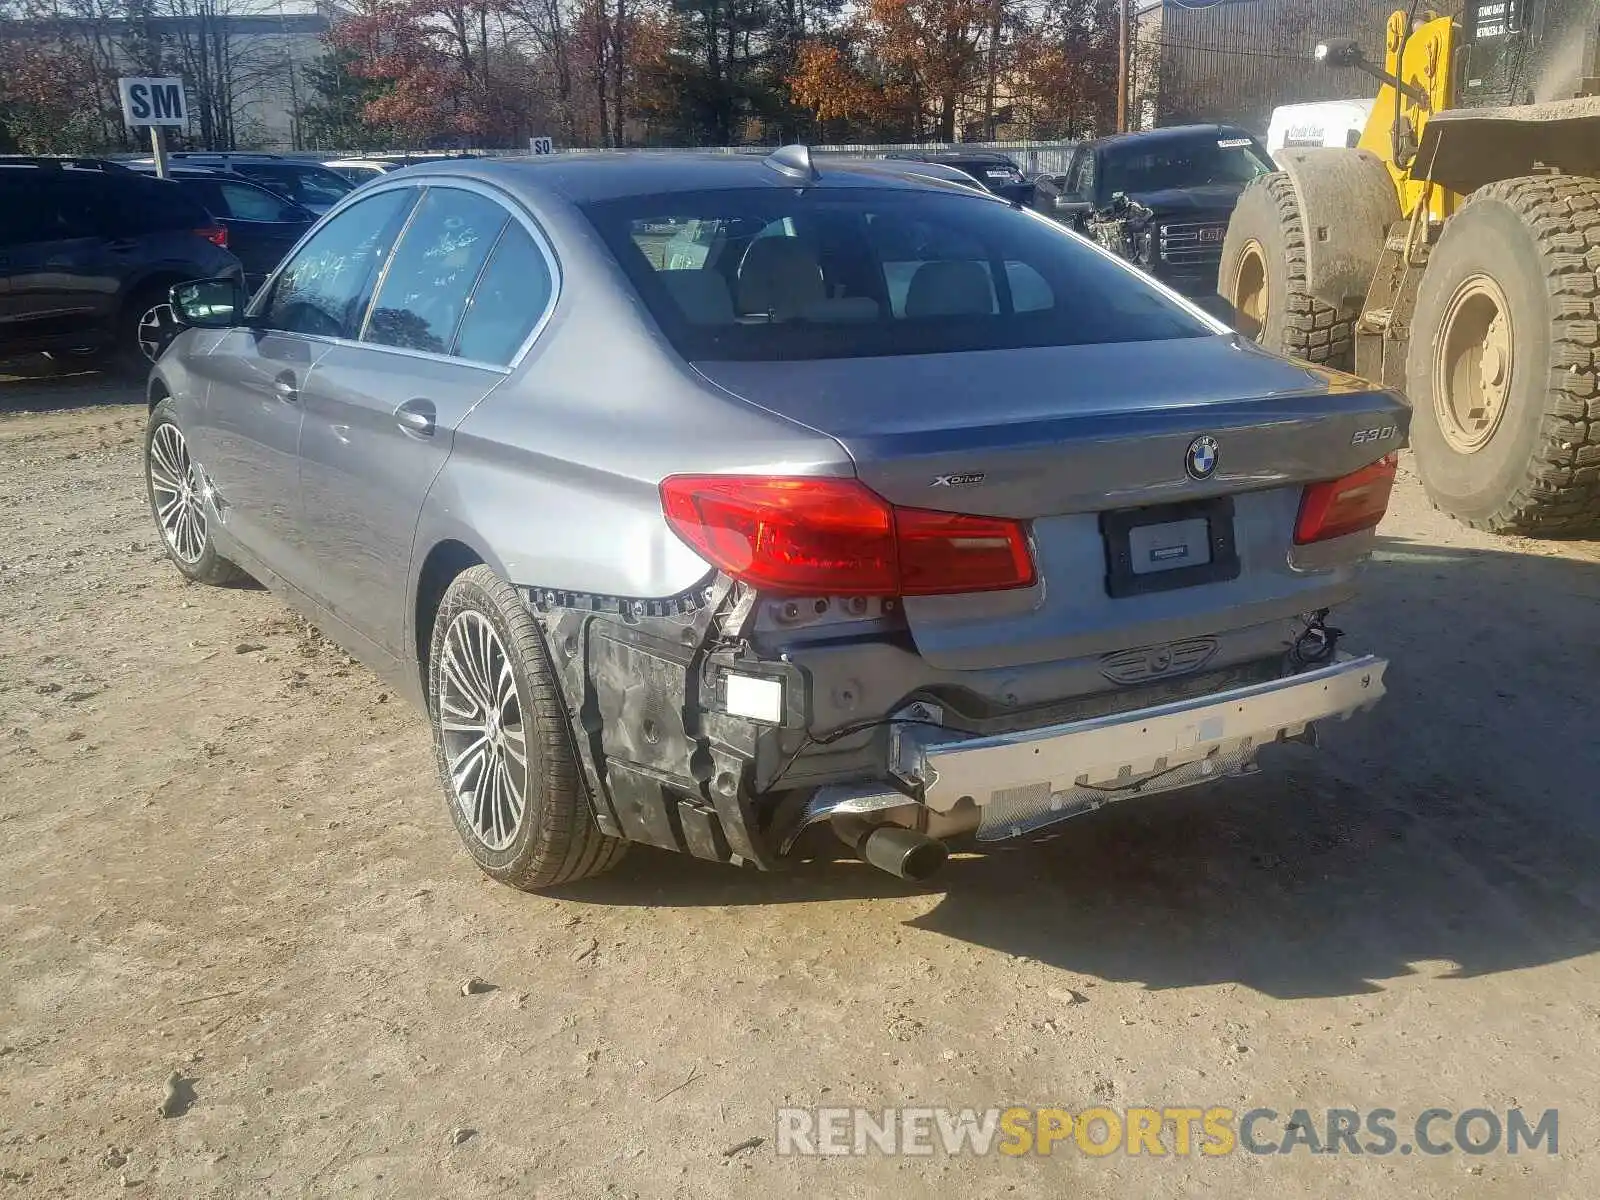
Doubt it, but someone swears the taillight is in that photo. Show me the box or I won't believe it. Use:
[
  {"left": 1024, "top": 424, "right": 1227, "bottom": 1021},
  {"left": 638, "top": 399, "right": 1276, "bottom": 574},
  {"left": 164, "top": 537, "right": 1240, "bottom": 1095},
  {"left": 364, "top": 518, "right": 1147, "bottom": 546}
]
[
  {"left": 197, "top": 225, "right": 228, "bottom": 248},
  {"left": 1294, "top": 453, "right": 1397, "bottom": 544},
  {"left": 659, "top": 475, "right": 1035, "bottom": 597}
]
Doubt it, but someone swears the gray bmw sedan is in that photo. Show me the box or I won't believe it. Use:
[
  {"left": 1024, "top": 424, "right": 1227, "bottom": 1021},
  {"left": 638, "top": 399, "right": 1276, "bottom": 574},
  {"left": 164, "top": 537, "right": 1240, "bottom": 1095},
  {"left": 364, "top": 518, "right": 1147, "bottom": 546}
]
[{"left": 145, "top": 146, "right": 1405, "bottom": 891}]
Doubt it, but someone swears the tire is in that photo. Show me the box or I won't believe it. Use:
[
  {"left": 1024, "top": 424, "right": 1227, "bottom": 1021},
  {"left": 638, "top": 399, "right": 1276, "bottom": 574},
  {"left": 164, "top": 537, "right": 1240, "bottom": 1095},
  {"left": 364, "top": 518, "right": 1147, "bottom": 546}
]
[
  {"left": 115, "top": 283, "right": 182, "bottom": 376},
  {"left": 428, "top": 565, "right": 626, "bottom": 891},
  {"left": 1406, "top": 176, "right": 1600, "bottom": 535},
  {"left": 145, "top": 398, "right": 245, "bottom": 586},
  {"left": 1220, "top": 172, "right": 1356, "bottom": 369}
]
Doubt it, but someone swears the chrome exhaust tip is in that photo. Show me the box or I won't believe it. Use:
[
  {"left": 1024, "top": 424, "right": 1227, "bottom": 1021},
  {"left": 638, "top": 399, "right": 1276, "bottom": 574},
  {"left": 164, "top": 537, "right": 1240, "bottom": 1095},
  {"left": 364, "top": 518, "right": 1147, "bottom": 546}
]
[{"left": 841, "top": 821, "right": 948, "bottom": 882}]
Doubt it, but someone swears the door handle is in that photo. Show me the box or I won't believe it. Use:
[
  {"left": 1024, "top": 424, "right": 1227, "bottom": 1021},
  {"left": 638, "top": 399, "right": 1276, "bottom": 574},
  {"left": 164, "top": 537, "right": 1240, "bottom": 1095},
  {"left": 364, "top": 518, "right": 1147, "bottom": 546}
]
[
  {"left": 395, "top": 399, "right": 437, "bottom": 438},
  {"left": 272, "top": 372, "right": 299, "bottom": 404}
]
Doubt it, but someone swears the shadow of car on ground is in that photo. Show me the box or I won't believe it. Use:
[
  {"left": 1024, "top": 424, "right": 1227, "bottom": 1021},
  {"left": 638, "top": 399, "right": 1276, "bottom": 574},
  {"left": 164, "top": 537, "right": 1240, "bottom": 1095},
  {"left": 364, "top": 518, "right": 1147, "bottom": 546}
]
[
  {"left": 0, "top": 357, "right": 144, "bottom": 414},
  {"left": 558, "top": 534, "right": 1600, "bottom": 1000}
]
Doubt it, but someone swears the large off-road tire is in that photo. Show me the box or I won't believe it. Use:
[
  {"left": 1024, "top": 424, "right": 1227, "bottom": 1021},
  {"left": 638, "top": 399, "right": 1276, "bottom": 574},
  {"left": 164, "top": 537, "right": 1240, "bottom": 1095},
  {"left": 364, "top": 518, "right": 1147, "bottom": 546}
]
[
  {"left": 1406, "top": 176, "right": 1600, "bottom": 535},
  {"left": 144, "top": 398, "right": 246, "bottom": 586},
  {"left": 1220, "top": 172, "right": 1356, "bottom": 368},
  {"left": 428, "top": 565, "right": 626, "bottom": 891}
]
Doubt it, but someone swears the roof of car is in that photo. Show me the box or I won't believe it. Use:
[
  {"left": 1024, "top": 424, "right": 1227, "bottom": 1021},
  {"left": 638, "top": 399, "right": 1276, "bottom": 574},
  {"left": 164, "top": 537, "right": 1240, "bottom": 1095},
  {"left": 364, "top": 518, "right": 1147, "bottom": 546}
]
[
  {"left": 1085, "top": 124, "right": 1257, "bottom": 150},
  {"left": 886, "top": 150, "right": 1018, "bottom": 164},
  {"left": 381, "top": 150, "right": 1005, "bottom": 206}
]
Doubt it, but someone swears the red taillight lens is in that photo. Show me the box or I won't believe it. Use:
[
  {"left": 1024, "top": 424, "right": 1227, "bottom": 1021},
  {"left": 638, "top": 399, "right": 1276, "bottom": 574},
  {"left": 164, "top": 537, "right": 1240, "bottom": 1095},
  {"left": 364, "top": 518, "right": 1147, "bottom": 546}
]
[
  {"left": 1294, "top": 453, "right": 1397, "bottom": 544},
  {"left": 895, "top": 507, "right": 1037, "bottom": 596},
  {"left": 197, "top": 225, "right": 228, "bottom": 248},
  {"left": 659, "top": 475, "right": 1035, "bottom": 597}
]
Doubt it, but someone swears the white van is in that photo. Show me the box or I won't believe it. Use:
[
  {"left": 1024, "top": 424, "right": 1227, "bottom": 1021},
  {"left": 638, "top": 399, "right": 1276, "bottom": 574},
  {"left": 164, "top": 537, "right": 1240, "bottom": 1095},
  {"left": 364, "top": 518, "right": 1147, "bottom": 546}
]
[{"left": 1266, "top": 100, "right": 1376, "bottom": 153}]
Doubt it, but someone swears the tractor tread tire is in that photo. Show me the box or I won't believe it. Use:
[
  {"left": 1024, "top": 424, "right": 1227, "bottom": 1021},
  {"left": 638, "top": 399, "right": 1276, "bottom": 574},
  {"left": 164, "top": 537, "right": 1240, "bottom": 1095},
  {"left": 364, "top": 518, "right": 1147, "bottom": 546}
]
[
  {"left": 1223, "top": 171, "right": 1357, "bottom": 368},
  {"left": 1407, "top": 175, "right": 1600, "bottom": 536}
]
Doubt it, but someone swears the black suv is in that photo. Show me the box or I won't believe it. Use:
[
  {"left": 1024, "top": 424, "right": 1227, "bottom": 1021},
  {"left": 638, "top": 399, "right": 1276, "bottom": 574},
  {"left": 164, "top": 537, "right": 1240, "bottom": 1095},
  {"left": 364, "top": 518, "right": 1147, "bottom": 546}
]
[
  {"left": 1038, "top": 125, "right": 1275, "bottom": 309},
  {"left": 883, "top": 151, "right": 1036, "bottom": 206},
  {"left": 125, "top": 164, "right": 317, "bottom": 290},
  {"left": 0, "top": 158, "right": 242, "bottom": 369}
]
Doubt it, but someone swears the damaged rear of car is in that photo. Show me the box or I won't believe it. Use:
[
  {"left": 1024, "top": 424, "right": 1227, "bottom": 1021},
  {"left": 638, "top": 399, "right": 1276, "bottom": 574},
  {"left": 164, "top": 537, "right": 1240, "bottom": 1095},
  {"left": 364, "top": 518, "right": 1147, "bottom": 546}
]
[{"left": 439, "top": 160, "right": 1404, "bottom": 887}]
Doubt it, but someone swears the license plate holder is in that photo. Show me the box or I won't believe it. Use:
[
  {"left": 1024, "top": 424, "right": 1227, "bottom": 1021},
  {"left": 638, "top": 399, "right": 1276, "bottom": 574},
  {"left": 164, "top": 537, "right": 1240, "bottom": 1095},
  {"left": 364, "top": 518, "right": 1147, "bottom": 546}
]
[{"left": 1101, "top": 496, "right": 1241, "bottom": 598}]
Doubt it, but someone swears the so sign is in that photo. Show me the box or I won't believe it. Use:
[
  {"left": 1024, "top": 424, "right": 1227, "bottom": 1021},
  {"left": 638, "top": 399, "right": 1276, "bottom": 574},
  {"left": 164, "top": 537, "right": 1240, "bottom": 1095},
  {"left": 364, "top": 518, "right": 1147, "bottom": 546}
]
[{"left": 118, "top": 78, "right": 187, "bottom": 127}]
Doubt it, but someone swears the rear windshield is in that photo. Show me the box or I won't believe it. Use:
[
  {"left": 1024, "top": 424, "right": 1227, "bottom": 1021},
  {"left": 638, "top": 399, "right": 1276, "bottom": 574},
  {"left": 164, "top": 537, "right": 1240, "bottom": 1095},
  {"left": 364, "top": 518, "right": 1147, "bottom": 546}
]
[{"left": 583, "top": 187, "right": 1212, "bottom": 362}]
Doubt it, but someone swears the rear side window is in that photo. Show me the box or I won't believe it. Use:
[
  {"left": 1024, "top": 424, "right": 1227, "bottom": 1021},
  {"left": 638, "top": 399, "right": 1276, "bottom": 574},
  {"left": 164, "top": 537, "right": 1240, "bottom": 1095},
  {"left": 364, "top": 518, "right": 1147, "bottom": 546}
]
[
  {"left": 261, "top": 189, "right": 414, "bottom": 338},
  {"left": 0, "top": 178, "right": 77, "bottom": 244},
  {"left": 362, "top": 187, "right": 508, "bottom": 355},
  {"left": 114, "top": 178, "right": 213, "bottom": 234},
  {"left": 584, "top": 187, "right": 1211, "bottom": 361},
  {"left": 216, "top": 180, "right": 289, "bottom": 222},
  {"left": 453, "top": 222, "right": 554, "bottom": 365}
]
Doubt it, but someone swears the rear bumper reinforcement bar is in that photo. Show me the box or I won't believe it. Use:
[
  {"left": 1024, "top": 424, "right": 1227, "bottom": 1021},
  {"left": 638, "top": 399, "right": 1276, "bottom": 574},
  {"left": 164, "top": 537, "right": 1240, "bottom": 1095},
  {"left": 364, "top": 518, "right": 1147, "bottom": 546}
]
[{"left": 788, "top": 654, "right": 1387, "bottom": 849}]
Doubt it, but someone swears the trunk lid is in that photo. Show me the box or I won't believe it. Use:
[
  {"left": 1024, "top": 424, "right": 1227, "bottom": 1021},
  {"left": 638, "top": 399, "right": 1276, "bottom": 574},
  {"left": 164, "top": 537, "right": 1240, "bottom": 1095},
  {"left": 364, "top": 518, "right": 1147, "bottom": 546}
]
[{"left": 692, "top": 335, "right": 1409, "bottom": 671}]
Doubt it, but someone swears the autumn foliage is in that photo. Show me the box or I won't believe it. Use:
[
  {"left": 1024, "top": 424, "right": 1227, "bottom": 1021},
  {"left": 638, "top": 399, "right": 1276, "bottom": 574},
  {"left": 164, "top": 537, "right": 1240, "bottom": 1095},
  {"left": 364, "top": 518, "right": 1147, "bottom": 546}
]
[{"left": 0, "top": 0, "right": 1129, "bottom": 152}]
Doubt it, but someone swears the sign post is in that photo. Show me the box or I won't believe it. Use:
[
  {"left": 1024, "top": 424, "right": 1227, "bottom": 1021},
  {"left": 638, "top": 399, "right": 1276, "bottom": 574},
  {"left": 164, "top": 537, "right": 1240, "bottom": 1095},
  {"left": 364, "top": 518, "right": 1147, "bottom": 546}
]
[
  {"left": 117, "top": 77, "right": 188, "bottom": 178},
  {"left": 529, "top": 136, "right": 554, "bottom": 156}
]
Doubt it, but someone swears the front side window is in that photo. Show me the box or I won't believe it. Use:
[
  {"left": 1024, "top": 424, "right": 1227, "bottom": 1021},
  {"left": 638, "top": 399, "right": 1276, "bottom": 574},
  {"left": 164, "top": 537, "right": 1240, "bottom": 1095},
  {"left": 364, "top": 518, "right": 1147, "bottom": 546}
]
[
  {"left": 584, "top": 187, "right": 1211, "bottom": 362},
  {"left": 261, "top": 189, "right": 414, "bottom": 338},
  {"left": 362, "top": 187, "right": 509, "bottom": 355},
  {"left": 1065, "top": 151, "right": 1095, "bottom": 201}
]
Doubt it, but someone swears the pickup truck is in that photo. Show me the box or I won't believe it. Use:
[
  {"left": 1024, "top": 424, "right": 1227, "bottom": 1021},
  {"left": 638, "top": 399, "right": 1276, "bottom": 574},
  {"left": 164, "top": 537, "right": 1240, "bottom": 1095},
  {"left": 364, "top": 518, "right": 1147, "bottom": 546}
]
[{"left": 1038, "top": 124, "right": 1276, "bottom": 317}]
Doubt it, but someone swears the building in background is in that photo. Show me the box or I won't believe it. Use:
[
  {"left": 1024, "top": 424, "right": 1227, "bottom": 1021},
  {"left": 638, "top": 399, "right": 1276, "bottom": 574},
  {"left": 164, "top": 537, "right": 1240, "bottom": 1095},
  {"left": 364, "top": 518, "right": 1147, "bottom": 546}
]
[
  {"left": 1138, "top": 0, "right": 1598, "bottom": 135},
  {"left": 0, "top": 1, "right": 332, "bottom": 150}
]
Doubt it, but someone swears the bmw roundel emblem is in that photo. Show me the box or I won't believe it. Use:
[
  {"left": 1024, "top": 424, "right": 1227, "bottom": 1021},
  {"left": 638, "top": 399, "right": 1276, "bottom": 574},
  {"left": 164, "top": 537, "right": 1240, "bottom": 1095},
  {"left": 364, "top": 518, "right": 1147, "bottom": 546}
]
[{"left": 1185, "top": 435, "right": 1219, "bottom": 481}]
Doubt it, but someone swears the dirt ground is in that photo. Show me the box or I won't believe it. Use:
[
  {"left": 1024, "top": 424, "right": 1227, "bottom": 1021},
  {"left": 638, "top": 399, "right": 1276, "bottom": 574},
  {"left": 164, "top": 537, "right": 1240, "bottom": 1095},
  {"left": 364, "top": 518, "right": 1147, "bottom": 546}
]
[{"left": 3, "top": 367, "right": 1600, "bottom": 1200}]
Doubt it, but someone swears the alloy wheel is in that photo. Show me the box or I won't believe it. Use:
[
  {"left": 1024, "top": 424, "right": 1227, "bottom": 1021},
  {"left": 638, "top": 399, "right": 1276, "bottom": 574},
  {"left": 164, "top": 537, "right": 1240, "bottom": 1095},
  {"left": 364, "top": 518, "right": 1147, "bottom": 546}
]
[
  {"left": 137, "top": 302, "right": 181, "bottom": 364},
  {"left": 438, "top": 610, "right": 529, "bottom": 852},
  {"left": 148, "top": 422, "right": 208, "bottom": 564}
]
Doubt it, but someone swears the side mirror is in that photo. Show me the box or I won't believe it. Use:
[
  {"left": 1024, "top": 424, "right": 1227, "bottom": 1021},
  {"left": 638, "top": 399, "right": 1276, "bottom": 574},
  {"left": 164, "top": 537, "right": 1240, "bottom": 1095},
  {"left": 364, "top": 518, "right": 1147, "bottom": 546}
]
[
  {"left": 171, "top": 277, "right": 245, "bottom": 329},
  {"left": 1053, "top": 198, "right": 1093, "bottom": 221}
]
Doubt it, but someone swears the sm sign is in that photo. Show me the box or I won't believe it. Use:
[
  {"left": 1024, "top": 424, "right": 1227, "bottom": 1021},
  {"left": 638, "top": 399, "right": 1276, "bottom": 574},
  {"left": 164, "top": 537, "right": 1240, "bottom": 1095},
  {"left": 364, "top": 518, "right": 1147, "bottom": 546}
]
[{"left": 118, "top": 78, "right": 188, "bottom": 127}]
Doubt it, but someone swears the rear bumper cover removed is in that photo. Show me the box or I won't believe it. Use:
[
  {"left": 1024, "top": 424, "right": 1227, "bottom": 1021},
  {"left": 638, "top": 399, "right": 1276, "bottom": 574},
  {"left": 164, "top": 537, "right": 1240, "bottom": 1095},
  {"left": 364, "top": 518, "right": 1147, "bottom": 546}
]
[{"left": 801, "top": 654, "right": 1387, "bottom": 845}]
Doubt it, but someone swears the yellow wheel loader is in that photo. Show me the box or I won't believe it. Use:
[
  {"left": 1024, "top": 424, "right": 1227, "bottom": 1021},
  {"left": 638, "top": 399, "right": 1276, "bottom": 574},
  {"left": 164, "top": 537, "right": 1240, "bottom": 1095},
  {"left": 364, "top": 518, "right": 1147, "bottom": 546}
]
[{"left": 1220, "top": 2, "right": 1600, "bottom": 533}]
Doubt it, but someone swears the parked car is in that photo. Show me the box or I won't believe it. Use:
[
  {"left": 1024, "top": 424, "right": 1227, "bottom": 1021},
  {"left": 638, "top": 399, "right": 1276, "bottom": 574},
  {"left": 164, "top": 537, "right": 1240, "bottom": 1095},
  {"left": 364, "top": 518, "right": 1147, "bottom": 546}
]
[
  {"left": 0, "top": 156, "right": 241, "bottom": 369},
  {"left": 145, "top": 147, "right": 1402, "bottom": 892},
  {"left": 124, "top": 165, "right": 317, "bottom": 290},
  {"left": 159, "top": 153, "right": 356, "bottom": 214},
  {"left": 324, "top": 154, "right": 484, "bottom": 185},
  {"left": 884, "top": 150, "right": 1037, "bottom": 206},
  {"left": 322, "top": 158, "right": 402, "bottom": 185},
  {"left": 1040, "top": 124, "right": 1276, "bottom": 311}
]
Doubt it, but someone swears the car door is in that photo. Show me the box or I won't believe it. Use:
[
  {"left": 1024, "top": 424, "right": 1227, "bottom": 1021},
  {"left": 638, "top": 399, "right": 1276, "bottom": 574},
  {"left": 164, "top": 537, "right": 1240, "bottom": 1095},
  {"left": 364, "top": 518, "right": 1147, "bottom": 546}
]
[
  {"left": 185, "top": 188, "right": 417, "bottom": 591},
  {"left": 0, "top": 174, "right": 116, "bottom": 349},
  {"left": 296, "top": 183, "right": 553, "bottom": 657}
]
